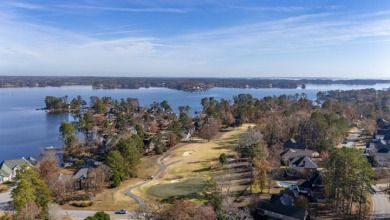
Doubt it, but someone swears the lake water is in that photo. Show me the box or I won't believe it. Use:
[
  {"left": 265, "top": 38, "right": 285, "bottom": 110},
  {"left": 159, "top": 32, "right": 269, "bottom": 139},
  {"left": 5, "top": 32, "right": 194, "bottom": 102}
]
[{"left": 1, "top": 83, "right": 390, "bottom": 162}]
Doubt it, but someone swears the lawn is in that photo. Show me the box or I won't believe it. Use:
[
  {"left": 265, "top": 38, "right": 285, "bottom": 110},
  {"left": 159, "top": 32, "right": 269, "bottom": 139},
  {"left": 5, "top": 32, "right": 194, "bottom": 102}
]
[
  {"left": 147, "top": 177, "right": 207, "bottom": 199},
  {"left": 60, "top": 154, "right": 161, "bottom": 212},
  {"left": 61, "top": 178, "right": 144, "bottom": 212},
  {"left": 133, "top": 124, "right": 253, "bottom": 202}
]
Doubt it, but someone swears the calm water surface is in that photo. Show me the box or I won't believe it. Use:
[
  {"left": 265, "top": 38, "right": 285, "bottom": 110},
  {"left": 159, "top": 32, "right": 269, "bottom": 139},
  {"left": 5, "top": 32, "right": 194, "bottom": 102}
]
[{"left": 1, "top": 83, "right": 390, "bottom": 162}]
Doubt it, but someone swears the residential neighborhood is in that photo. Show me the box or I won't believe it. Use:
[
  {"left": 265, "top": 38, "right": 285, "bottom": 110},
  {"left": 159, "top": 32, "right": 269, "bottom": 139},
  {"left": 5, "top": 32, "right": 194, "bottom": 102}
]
[{"left": 2, "top": 88, "right": 390, "bottom": 220}]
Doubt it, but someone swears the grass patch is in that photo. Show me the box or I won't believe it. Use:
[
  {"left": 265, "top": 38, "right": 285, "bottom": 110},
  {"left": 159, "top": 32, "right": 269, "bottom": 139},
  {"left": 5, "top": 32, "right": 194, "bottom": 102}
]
[{"left": 147, "top": 178, "right": 207, "bottom": 199}]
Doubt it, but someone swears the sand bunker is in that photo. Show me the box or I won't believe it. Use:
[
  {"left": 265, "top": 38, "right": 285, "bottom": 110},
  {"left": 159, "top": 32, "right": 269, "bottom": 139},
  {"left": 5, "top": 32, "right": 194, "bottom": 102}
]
[{"left": 182, "top": 151, "right": 194, "bottom": 157}]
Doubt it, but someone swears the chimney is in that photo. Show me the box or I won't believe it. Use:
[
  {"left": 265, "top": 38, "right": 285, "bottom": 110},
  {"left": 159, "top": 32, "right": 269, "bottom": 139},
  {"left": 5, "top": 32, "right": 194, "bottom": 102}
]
[{"left": 303, "top": 160, "right": 306, "bottom": 167}]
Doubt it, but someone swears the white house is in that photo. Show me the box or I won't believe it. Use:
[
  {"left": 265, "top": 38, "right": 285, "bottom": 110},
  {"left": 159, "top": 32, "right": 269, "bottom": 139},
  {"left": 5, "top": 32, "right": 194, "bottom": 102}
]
[{"left": 0, "top": 157, "right": 37, "bottom": 183}]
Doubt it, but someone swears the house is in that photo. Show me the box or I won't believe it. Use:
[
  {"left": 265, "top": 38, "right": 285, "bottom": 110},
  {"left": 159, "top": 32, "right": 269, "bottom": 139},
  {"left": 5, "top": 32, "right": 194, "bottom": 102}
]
[
  {"left": 0, "top": 157, "right": 37, "bottom": 183},
  {"left": 72, "top": 168, "right": 89, "bottom": 189},
  {"left": 284, "top": 138, "right": 307, "bottom": 150},
  {"left": 257, "top": 193, "right": 308, "bottom": 220},
  {"left": 289, "top": 156, "right": 317, "bottom": 178},
  {"left": 296, "top": 172, "right": 325, "bottom": 202},
  {"left": 377, "top": 119, "right": 390, "bottom": 130},
  {"left": 366, "top": 139, "right": 390, "bottom": 166},
  {"left": 373, "top": 130, "right": 390, "bottom": 141},
  {"left": 280, "top": 149, "right": 313, "bottom": 165}
]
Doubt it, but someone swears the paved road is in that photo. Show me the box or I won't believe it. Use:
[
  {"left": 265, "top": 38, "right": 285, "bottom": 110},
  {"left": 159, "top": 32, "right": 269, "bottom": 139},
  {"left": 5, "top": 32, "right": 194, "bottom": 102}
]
[
  {"left": 342, "top": 128, "right": 362, "bottom": 148},
  {"left": 59, "top": 210, "right": 138, "bottom": 220},
  {"left": 371, "top": 185, "right": 390, "bottom": 220}
]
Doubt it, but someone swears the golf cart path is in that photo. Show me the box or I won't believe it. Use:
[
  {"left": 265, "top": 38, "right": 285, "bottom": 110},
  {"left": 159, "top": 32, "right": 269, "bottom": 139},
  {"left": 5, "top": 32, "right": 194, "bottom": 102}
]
[
  {"left": 124, "top": 129, "right": 233, "bottom": 212},
  {"left": 124, "top": 143, "right": 184, "bottom": 212}
]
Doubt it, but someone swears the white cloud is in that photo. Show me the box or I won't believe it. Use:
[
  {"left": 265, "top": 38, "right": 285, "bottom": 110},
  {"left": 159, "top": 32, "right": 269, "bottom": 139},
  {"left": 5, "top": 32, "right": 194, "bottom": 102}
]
[
  {"left": 7, "top": 2, "right": 44, "bottom": 10},
  {"left": 58, "top": 5, "right": 190, "bottom": 13}
]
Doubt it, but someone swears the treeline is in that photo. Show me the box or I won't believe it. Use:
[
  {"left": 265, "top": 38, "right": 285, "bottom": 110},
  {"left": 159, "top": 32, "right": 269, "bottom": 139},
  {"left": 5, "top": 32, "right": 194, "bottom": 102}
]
[
  {"left": 3, "top": 76, "right": 390, "bottom": 90},
  {"left": 317, "top": 88, "right": 390, "bottom": 121},
  {"left": 44, "top": 95, "right": 86, "bottom": 110}
]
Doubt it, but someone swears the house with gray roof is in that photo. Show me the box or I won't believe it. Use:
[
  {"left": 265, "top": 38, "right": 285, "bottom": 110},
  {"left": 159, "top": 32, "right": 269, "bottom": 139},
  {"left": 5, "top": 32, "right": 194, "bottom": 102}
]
[
  {"left": 377, "top": 119, "right": 390, "bottom": 130},
  {"left": 257, "top": 193, "right": 308, "bottom": 220},
  {"left": 284, "top": 138, "right": 307, "bottom": 150},
  {"left": 72, "top": 168, "right": 89, "bottom": 190},
  {"left": 0, "top": 157, "right": 37, "bottom": 183},
  {"left": 289, "top": 156, "right": 317, "bottom": 178},
  {"left": 280, "top": 149, "right": 313, "bottom": 165},
  {"left": 366, "top": 139, "right": 390, "bottom": 166},
  {"left": 373, "top": 130, "right": 390, "bottom": 141}
]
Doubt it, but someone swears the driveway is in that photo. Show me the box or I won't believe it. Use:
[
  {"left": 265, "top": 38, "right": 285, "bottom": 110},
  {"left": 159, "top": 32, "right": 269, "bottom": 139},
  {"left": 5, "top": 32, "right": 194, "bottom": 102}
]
[
  {"left": 371, "top": 185, "right": 390, "bottom": 220},
  {"left": 0, "top": 188, "right": 13, "bottom": 212}
]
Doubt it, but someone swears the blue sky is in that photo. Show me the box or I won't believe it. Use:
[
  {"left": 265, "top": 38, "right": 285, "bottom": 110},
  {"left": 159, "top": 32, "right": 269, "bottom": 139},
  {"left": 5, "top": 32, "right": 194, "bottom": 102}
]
[{"left": 0, "top": 0, "right": 390, "bottom": 78}]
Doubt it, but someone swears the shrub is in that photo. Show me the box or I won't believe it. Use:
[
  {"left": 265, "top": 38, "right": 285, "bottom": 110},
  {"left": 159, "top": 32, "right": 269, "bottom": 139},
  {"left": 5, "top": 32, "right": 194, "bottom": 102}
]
[{"left": 71, "top": 201, "right": 93, "bottom": 207}]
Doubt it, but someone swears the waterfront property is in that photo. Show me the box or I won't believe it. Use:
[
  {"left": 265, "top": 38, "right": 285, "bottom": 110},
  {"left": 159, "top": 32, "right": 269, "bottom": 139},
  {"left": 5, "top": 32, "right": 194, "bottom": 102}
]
[{"left": 0, "top": 157, "right": 37, "bottom": 183}]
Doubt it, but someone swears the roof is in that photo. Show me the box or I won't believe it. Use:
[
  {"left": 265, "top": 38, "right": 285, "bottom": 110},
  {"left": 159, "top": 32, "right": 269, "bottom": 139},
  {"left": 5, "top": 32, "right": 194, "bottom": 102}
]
[
  {"left": 0, "top": 157, "right": 36, "bottom": 177},
  {"left": 298, "top": 180, "right": 313, "bottom": 189},
  {"left": 284, "top": 138, "right": 307, "bottom": 150},
  {"left": 290, "top": 156, "right": 317, "bottom": 169},
  {"left": 258, "top": 193, "right": 307, "bottom": 220},
  {"left": 280, "top": 149, "right": 312, "bottom": 160},
  {"left": 298, "top": 172, "right": 323, "bottom": 189},
  {"left": 375, "top": 130, "right": 390, "bottom": 140},
  {"left": 377, "top": 119, "right": 390, "bottom": 129},
  {"left": 308, "top": 172, "right": 323, "bottom": 185},
  {"left": 72, "top": 168, "right": 89, "bottom": 179},
  {"left": 368, "top": 140, "right": 390, "bottom": 153}
]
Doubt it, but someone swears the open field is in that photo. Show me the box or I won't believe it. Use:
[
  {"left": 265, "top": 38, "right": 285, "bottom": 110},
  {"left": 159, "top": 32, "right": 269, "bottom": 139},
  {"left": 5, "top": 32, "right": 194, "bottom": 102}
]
[{"left": 133, "top": 124, "right": 253, "bottom": 202}]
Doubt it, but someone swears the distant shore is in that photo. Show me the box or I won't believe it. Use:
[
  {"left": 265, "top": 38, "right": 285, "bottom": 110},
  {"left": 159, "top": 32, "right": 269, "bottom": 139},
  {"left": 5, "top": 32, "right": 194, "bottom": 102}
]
[{"left": 1, "top": 76, "right": 389, "bottom": 91}]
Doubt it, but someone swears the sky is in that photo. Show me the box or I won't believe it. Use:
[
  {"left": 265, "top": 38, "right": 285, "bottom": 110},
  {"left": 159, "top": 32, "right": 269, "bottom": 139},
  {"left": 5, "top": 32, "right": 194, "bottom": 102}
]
[{"left": 0, "top": 0, "right": 390, "bottom": 78}]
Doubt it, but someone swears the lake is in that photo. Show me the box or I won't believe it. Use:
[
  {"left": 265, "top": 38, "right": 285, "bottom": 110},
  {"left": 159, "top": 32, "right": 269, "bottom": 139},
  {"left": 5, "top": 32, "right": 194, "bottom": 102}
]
[{"left": 1, "top": 83, "right": 390, "bottom": 162}]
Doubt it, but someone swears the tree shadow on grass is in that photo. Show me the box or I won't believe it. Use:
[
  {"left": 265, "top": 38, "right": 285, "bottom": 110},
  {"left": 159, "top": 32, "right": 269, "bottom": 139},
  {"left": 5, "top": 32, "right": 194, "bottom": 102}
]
[
  {"left": 161, "top": 193, "right": 204, "bottom": 204},
  {"left": 193, "top": 167, "right": 211, "bottom": 173}
]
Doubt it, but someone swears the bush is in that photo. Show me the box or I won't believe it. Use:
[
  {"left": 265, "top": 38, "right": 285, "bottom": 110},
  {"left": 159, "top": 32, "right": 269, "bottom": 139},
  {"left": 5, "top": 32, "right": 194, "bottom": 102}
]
[
  {"left": 85, "top": 211, "right": 110, "bottom": 220},
  {"left": 71, "top": 201, "right": 93, "bottom": 207},
  {"left": 110, "top": 171, "right": 121, "bottom": 188}
]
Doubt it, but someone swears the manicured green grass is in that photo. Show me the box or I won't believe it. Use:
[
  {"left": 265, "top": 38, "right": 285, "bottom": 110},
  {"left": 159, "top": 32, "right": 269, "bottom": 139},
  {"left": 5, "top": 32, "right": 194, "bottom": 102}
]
[{"left": 147, "top": 178, "right": 207, "bottom": 199}]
